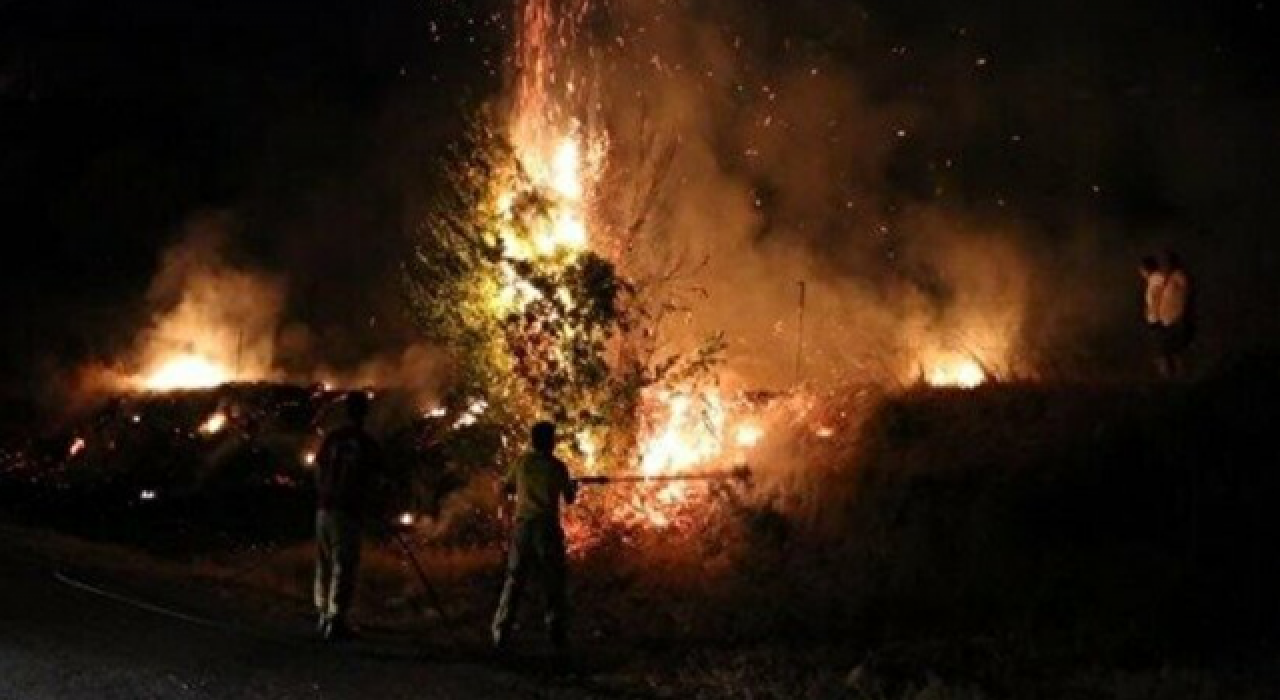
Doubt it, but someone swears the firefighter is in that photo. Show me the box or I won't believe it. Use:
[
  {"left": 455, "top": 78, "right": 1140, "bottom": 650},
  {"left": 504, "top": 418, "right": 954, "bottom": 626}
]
[
  {"left": 313, "top": 391, "right": 383, "bottom": 642},
  {"left": 491, "top": 420, "right": 578, "bottom": 653},
  {"left": 1139, "top": 255, "right": 1168, "bottom": 376}
]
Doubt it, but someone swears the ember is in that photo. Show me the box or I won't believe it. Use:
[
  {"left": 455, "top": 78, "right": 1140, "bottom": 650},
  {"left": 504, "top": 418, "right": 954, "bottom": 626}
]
[{"left": 199, "top": 411, "right": 228, "bottom": 436}]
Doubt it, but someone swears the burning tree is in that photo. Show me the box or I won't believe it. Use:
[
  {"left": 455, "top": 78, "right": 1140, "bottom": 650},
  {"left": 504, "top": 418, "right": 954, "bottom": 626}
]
[
  {"left": 405, "top": 111, "right": 639, "bottom": 470},
  {"left": 401, "top": 0, "right": 768, "bottom": 543}
]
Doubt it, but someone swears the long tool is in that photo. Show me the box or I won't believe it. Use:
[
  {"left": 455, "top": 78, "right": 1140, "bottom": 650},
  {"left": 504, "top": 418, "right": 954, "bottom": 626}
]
[
  {"left": 390, "top": 530, "right": 457, "bottom": 641},
  {"left": 574, "top": 464, "right": 752, "bottom": 486}
]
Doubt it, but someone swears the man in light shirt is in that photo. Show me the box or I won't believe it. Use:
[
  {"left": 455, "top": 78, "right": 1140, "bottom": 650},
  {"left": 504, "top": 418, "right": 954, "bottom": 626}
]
[
  {"left": 1139, "top": 255, "right": 1168, "bottom": 376},
  {"left": 492, "top": 420, "right": 578, "bottom": 655}
]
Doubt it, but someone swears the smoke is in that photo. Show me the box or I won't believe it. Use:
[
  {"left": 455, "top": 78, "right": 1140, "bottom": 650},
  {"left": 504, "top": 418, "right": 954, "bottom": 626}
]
[
  {"left": 564, "top": 0, "right": 1118, "bottom": 388},
  {"left": 135, "top": 214, "right": 286, "bottom": 385},
  {"left": 71, "top": 213, "right": 450, "bottom": 399}
]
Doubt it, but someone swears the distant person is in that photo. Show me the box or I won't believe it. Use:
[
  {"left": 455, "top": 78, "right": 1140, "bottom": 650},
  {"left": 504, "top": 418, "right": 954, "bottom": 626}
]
[
  {"left": 1157, "top": 251, "right": 1196, "bottom": 378},
  {"left": 314, "top": 391, "right": 383, "bottom": 642},
  {"left": 1140, "top": 255, "right": 1168, "bottom": 376},
  {"left": 491, "top": 420, "right": 578, "bottom": 654}
]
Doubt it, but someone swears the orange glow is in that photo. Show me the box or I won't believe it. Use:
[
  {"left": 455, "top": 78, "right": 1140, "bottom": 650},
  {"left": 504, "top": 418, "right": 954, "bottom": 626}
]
[
  {"left": 926, "top": 357, "right": 986, "bottom": 389},
  {"left": 199, "top": 411, "right": 228, "bottom": 435},
  {"left": 580, "top": 385, "right": 768, "bottom": 532},
  {"left": 139, "top": 354, "right": 230, "bottom": 391},
  {"left": 734, "top": 422, "right": 763, "bottom": 449},
  {"left": 637, "top": 388, "right": 726, "bottom": 478}
]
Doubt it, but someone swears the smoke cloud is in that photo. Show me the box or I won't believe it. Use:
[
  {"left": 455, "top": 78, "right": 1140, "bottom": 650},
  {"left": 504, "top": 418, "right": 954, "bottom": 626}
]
[
  {"left": 539, "top": 0, "right": 1176, "bottom": 388},
  {"left": 73, "top": 213, "right": 449, "bottom": 400}
]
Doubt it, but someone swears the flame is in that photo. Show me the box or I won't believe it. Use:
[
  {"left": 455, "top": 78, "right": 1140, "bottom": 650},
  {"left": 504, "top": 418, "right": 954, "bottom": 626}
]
[
  {"left": 199, "top": 411, "right": 228, "bottom": 435},
  {"left": 734, "top": 422, "right": 763, "bottom": 449},
  {"left": 582, "top": 385, "right": 766, "bottom": 532},
  {"left": 139, "top": 353, "right": 231, "bottom": 391},
  {"left": 488, "top": 0, "right": 603, "bottom": 318},
  {"left": 451, "top": 399, "right": 488, "bottom": 430},
  {"left": 68, "top": 437, "right": 87, "bottom": 458},
  {"left": 925, "top": 357, "right": 986, "bottom": 389},
  {"left": 638, "top": 389, "right": 726, "bottom": 477}
]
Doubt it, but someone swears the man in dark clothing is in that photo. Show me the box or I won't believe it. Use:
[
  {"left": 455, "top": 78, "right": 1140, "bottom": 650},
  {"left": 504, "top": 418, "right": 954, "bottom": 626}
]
[
  {"left": 492, "top": 420, "right": 578, "bottom": 652},
  {"left": 314, "top": 391, "right": 383, "bottom": 642}
]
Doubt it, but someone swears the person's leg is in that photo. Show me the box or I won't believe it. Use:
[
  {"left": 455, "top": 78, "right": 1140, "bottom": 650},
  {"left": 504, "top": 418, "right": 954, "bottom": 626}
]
[
  {"left": 329, "top": 513, "right": 362, "bottom": 635},
  {"left": 537, "top": 520, "right": 569, "bottom": 649},
  {"left": 1147, "top": 323, "right": 1169, "bottom": 379},
  {"left": 492, "top": 519, "right": 533, "bottom": 648},
  {"left": 1169, "top": 322, "right": 1191, "bottom": 379},
  {"left": 314, "top": 511, "right": 334, "bottom": 629}
]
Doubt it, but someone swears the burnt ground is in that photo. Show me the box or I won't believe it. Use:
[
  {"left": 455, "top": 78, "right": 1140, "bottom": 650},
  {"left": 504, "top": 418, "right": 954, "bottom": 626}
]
[{"left": 8, "top": 357, "right": 1280, "bottom": 698}]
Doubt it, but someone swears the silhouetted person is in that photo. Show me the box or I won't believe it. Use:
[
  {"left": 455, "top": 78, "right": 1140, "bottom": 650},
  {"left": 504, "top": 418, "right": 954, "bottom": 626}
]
[
  {"left": 492, "top": 420, "right": 578, "bottom": 654},
  {"left": 314, "top": 391, "right": 383, "bottom": 642},
  {"left": 1139, "top": 255, "right": 1168, "bottom": 376},
  {"left": 1157, "top": 251, "right": 1195, "bottom": 378}
]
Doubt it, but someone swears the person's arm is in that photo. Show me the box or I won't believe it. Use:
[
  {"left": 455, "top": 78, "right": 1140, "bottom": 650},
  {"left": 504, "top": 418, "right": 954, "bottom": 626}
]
[{"left": 561, "top": 460, "right": 578, "bottom": 505}]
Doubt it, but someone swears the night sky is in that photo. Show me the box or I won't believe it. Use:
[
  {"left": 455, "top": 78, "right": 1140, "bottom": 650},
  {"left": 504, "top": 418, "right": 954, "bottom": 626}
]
[{"left": 1, "top": 0, "right": 1275, "bottom": 395}]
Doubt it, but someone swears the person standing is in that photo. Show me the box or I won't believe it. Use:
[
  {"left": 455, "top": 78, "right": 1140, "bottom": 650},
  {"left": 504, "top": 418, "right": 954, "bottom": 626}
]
[
  {"left": 491, "top": 420, "right": 578, "bottom": 654},
  {"left": 1140, "top": 255, "right": 1169, "bottom": 377},
  {"left": 1157, "top": 251, "right": 1195, "bottom": 378},
  {"left": 314, "top": 391, "right": 383, "bottom": 642}
]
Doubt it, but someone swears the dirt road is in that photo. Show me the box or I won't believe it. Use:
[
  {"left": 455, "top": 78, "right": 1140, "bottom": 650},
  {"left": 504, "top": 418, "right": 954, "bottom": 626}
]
[{"left": 0, "top": 541, "right": 601, "bottom": 700}]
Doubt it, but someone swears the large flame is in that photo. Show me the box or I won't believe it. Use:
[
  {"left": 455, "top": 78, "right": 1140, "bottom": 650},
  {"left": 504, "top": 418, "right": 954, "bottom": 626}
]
[
  {"left": 925, "top": 356, "right": 986, "bottom": 389},
  {"left": 500, "top": 0, "right": 761, "bottom": 533},
  {"left": 139, "top": 353, "right": 232, "bottom": 391}
]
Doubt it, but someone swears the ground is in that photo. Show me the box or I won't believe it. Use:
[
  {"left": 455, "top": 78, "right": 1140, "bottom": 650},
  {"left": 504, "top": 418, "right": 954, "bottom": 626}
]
[
  {"left": 8, "top": 362, "right": 1280, "bottom": 698},
  {"left": 0, "top": 529, "right": 604, "bottom": 700}
]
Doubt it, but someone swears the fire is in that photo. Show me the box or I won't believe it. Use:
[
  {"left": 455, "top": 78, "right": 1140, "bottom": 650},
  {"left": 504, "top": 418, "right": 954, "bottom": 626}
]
[
  {"left": 638, "top": 389, "right": 726, "bottom": 477},
  {"left": 68, "top": 437, "right": 87, "bottom": 458},
  {"left": 199, "top": 411, "right": 228, "bottom": 435},
  {"left": 582, "top": 385, "right": 767, "bottom": 532},
  {"left": 451, "top": 399, "right": 488, "bottom": 430},
  {"left": 734, "top": 423, "right": 763, "bottom": 449},
  {"left": 139, "top": 353, "right": 231, "bottom": 391},
  {"left": 925, "top": 357, "right": 986, "bottom": 389}
]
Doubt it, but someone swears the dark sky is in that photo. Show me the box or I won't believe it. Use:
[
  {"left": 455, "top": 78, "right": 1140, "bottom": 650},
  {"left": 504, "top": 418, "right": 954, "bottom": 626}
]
[{"left": 0, "top": 0, "right": 1275, "bottom": 393}]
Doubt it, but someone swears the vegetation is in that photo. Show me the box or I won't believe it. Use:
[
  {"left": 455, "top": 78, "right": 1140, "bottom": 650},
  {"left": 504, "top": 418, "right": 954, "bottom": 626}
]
[{"left": 402, "top": 110, "right": 724, "bottom": 475}]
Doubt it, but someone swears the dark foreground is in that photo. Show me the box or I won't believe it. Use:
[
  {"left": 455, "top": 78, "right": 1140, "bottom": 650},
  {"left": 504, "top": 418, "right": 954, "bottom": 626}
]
[
  {"left": 9, "top": 358, "right": 1280, "bottom": 698},
  {"left": 0, "top": 535, "right": 601, "bottom": 700}
]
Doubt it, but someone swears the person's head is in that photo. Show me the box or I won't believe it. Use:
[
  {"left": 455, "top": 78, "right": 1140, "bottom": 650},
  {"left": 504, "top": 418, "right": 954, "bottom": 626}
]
[
  {"left": 1139, "top": 255, "right": 1160, "bottom": 277},
  {"left": 531, "top": 420, "right": 556, "bottom": 454},
  {"left": 345, "top": 391, "right": 370, "bottom": 426}
]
